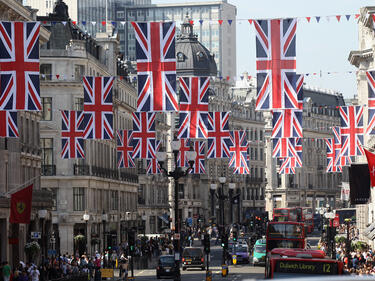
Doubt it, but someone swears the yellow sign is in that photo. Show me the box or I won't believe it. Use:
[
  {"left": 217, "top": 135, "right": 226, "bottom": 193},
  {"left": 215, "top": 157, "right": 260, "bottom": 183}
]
[
  {"left": 100, "top": 268, "right": 114, "bottom": 278},
  {"left": 232, "top": 255, "right": 237, "bottom": 265}
]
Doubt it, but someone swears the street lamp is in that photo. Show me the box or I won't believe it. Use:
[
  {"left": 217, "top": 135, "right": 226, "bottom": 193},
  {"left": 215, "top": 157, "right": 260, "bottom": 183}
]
[
  {"left": 210, "top": 184, "right": 217, "bottom": 221},
  {"left": 38, "top": 209, "right": 47, "bottom": 262},
  {"left": 156, "top": 137, "right": 196, "bottom": 281},
  {"left": 102, "top": 211, "right": 108, "bottom": 260},
  {"left": 324, "top": 211, "right": 336, "bottom": 259},
  {"left": 83, "top": 212, "right": 90, "bottom": 255},
  {"left": 228, "top": 182, "right": 236, "bottom": 224}
]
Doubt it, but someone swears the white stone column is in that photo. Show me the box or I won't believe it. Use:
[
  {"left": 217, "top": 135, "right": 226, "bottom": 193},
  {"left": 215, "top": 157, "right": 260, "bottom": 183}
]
[{"left": 59, "top": 223, "right": 74, "bottom": 255}]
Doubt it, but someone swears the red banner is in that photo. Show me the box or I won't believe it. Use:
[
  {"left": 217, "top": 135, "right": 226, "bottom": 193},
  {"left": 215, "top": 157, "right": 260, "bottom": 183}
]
[
  {"left": 364, "top": 148, "right": 375, "bottom": 187},
  {"left": 9, "top": 184, "right": 33, "bottom": 224}
]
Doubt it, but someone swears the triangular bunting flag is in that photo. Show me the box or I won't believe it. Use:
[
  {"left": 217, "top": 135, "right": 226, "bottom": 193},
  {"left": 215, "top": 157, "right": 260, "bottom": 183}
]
[
  {"left": 189, "top": 20, "right": 194, "bottom": 25},
  {"left": 306, "top": 17, "right": 311, "bottom": 23},
  {"left": 72, "top": 21, "right": 77, "bottom": 25},
  {"left": 316, "top": 16, "right": 321, "bottom": 23},
  {"left": 56, "top": 75, "right": 60, "bottom": 79},
  {"left": 121, "top": 21, "right": 126, "bottom": 26},
  {"left": 92, "top": 21, "right": 96, "bottom": 26},
  {"left": 228, "top": 19, "right": 232, "bottom": 25},
  {"left": 248, "top": 19, "right": 253, "bottom": 24},
  {"left": 355, "top": 14, "right": 360, "bottom": 19},
  {"left": 82, "top": 21, "right": 86, "bottom": 25},
  {"left": 199, "top": 19, "right": 203, "bottom": 25},
  {"left": 336, "top": 15, "right": 341, "bottom": 22},
  {"left": 101, "top": 21, "right": 106, "bottom": 26},
  {"left": 62, "top": 21, "right": 67, "bottom": 26},
  {"left": 226, "top": 76, "right": 230, "bottom": 81},
  {"left": 111, "top": 21, "right": 117, "bottom": 26},
  {"left": 346, "top": 15, "right": 351, "bottom": 21},
  {"left": 51, "top": 21, "right": 57, "bottom": 25},
  {"left": 372, "top": 14, "right": 375, "bottom": 22},
  {"left": 43, "top": 21, "right": 47, "bottom": 24},
  {"left": 218, "top": 20, "right": 223, "bottom": 25}
]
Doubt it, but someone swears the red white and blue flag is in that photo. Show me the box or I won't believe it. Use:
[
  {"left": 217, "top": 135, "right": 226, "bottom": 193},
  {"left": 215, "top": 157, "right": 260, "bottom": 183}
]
[
  {"left": 190, "top": 141, "right": 206, "bottom": 174},
  {"left": 83, "top": 76, "right": 114, "bottom": 139},
  {"left": 272, "top": 137, "right": 295, "bottom": 158},
  {"left": 147, "top": 140, "right": 162, "bottom": 174},
  {"left": 279, "top": 158, "right": 296, "bottom": 174},
  {"left": 177, "top": 138, "right": 191, "bottom": 167},
  {"left": 229, "top": 130, "right": 249, "bottom": 174},
  {"left": 178, "top": 77, "right": 209, "bottom": 139},
  {"left": 0, "top": 110, "right": 18, "bottom": 137},
  {"left": 131, "top": 112, "right": 156, "bottom": 159},
  {"left": 339, "top": 105, "right": 364, "bottom": 156},
  {"left": 61, "top": 110, "right": 85, "bottom": 159},
  {"left": 117, "top": 130, "right": 135, "bottom": 168},
  {"left": 207, "top": 112, "right": 231, "bottom": 158},
  {"left": 366, "top": 71, "right": 375, "bottom": 135},
  {"left": 332, "top": 126, "right": 351, "bottom": 167},
  {"left": 325, "top": 138, "right": 342, "bottom": 173},
  {"left": 254, "top": 18, "right": 298, "bottom": 110},
  {"left": 296, "top": 74, "right": 304, "bottom": 109},
  {"left": 131, "top": 21, "right": 178, "bottom": 112},
  {"left": 271, "top": 109, "right": 302, "bottom": 138},
  {"left": 0, "top": 21, "right": 41, "bottom": 110}
]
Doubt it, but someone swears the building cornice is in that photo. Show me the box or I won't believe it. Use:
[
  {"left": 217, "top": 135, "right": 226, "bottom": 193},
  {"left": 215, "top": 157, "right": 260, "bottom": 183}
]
[{"left": 348, "top": 48, "right": 374, "bottom": 68}]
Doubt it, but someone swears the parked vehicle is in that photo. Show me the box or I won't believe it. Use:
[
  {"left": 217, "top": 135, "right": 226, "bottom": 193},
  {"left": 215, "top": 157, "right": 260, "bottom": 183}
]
[
  {"left": 156, "top": 255, "right": 178, "bottom": 279},
  {"left": 252, "top": 239, "right": 266, "bottom": 266},
  {"left": 182, "top": 247, "right": 205, "bottom": 270}
]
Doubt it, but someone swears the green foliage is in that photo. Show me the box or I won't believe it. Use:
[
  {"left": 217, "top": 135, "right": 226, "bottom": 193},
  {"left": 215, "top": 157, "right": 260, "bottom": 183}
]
[
  {"left": 352, "top": 241, "right": 369, "bottom": 251},
  {"left": 335, "top": 236, "right": 346, "bottom": 244}
]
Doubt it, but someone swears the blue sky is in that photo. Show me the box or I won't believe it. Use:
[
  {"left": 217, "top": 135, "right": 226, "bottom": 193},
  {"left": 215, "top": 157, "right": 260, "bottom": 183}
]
[{"left": 154, "top": 0, "right": 375, "bottom": 98}]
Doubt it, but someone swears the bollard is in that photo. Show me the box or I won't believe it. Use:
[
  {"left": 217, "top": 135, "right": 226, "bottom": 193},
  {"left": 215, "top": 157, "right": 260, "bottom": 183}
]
[
  {"left": 205, "top": 270, "right": 212, "bottom": 281},
  {"left": 221, "top": 264, "right": 228, "bottom": 277}
]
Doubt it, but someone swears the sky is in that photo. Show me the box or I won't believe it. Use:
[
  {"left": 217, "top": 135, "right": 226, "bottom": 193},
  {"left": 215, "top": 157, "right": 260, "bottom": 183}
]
[{"left": 153, "top": 0, "right": 375, "bottom": 98}]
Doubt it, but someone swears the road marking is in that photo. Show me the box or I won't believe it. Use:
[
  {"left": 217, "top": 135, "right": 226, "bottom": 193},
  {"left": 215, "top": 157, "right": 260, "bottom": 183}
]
[{"left": 135, "top": 270, "right": 145, "bottom": 276}]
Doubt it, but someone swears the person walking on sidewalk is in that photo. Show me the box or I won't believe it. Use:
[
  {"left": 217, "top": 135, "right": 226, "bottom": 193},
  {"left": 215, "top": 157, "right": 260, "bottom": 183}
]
[{"left": 2, "top": 262, "right": 11, "bottom": 281}]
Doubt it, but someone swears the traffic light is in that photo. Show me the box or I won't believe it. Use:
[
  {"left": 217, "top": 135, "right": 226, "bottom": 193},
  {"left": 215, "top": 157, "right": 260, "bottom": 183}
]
[
  {"left": 233, "top": 231, "right": 238, "bottom": 242},
  {"left": 221, "top": 234, "right": 228, "bottom": 250},
  {"left": 128, "top": 231, "right": 135, "bottom": 255},
  {"left": 203, "top": 233, "right": 210, "bottom": 253}
]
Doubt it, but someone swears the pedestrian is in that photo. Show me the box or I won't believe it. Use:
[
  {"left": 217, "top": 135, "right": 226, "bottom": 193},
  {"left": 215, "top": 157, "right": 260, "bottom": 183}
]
[
  {"left": 2, "top": 262, "right": 11, "bottom": 281},
  {"left": 29, "top": 266, "right": 40, "bottom": 281}
]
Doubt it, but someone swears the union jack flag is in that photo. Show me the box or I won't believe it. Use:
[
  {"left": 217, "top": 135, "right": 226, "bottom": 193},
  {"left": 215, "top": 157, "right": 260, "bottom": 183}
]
[
  {"left": 279, "top": 158, "right": 296, "bottom": 174},
  {"left": 131, "top": 21, "right": 178, "bottom": 112},
  {"left": 332, "top": 127, "right": 352, "bottom": 167},
  {"left": 117, "top": 130, "right": 135, "bottom": 168},
  {"left": 207, "top": 112, "right": 231, "bottom": 158},
  {"left": 271, "top": 109, "right": 302, "bottom": 138},
  {"left": 190, "top": 141, "right": 206, "bottom": 174},
  {"left": 0, "top": 22, "right": 41, "bottom": 110},
  {"left": 0, "top": 110, "right": 18, "bottom": 137},
  {"left": 131, "top": 112, "right": 156, "bottom": 159},
  {"left": 296, "top": 74, "right": 304, "bottom": 109},
  {"left": 61, "top": 110, "right": 85, "bottom": 159},
  {"left": 177, "top": 139, "right": 191, "bottom": 167},
  {"left": 229, "top": 130, "right": 249, "bottom": 174},
  {"left": 254, "top": 19, "right": 298, "bottom": 110},
  {"left": 325, "top": 138, "right": 342, "bottom": 173},
  {"left": 339, "top": 105, "right": 364, "bottom": 156},
  {"left": 83, "top": 76, "right": 114, "bottom": 139},
  {"left": 366, "top": 71, "right": 375, "bottom": 135},
  {"left": 177, "top": 77, "right": 209, "bottom": 139},
  {"left": 147, "top": 140, "right": 162, "bottom": 174},
  {"left": 272, "top": 138, "right": 295, "bottom": 158}
]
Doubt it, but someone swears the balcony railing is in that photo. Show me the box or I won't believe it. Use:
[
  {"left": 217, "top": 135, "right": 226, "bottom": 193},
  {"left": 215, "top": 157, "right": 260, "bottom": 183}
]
[
  {"left": 245, "top": 176, "right": 263, "bottom": 184},
  {"left": 41, "top": 165, "right": 56, "bottom": 176},
  {"left": 73, "top": 164, "right": 138, "bottom": 183},
  {"left": 74, "top": 164, "right": 90, "bottom": 176}
]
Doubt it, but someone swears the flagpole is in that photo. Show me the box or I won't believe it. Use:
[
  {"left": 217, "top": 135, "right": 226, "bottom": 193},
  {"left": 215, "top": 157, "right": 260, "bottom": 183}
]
[{"left": 0, "top": 175, "right": 39, "bottom": 198}]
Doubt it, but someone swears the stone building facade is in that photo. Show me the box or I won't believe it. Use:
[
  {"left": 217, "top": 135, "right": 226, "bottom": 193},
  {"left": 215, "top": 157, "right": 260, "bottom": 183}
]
[{"left": 0, "top": 0, "right": 52, "bottom": 266}]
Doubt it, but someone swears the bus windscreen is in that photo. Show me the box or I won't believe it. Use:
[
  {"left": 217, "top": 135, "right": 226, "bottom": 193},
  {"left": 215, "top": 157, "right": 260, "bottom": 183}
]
[{"left": 267, "top": 223, "right": 304, "bottom": 239}]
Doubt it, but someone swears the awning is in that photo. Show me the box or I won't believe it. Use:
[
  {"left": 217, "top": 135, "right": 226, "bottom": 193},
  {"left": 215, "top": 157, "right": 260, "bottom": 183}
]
[
  {"left": 364, "top": 222, "right": 375, "bottom": 238},
  {"left": 158, "top": 214, "right": 169, "bottom": 224},
  {"left": 368, "top": 228, "right": 375, "bottom": 240}
]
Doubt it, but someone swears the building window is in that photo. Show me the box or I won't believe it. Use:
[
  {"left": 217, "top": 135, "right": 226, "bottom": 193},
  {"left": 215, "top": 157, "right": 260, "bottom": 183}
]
[
  {"left": 260, "top": 148, "right": 263, "bottom": 161},
  {"left": 116, "top": 11, "right": 125, "bottom": 19},
  {"left": 74, "top": 65, "right": 85, "bottom": 81},
  {"left": 40, "top": 64, "right": 52, "bottom": 80},
  {"left": 40, "top": 138, "right": 53, "bottom": 166},
  {"left": 41, "top": 97, "right": 52, "bottom": 121},
  {"left": 73, "top": 187, "right": 85, "bottom": 211},
  {"left": 138, "top": 184, "right": 145, "bottom": 204},
  {"left": 51, "top": 188, "right": 57, "bottom": 211},
  {"left": 178, "top": 184, "right": 184, "bottom": 199},
  {"left": 111, "top": 190, "right": 118, "bottom": 210},
  {"left": 75, "top": 98, "right": 84, "bottom": 111}
]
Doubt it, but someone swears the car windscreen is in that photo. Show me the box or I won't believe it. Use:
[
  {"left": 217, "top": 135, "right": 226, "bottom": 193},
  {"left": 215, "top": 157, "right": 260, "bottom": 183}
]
[
  {"left": 236, "top": 245, "right": 248, "bottom": 252},
  {"left": 159, "top": 256, "right": 175, "bottom": 265},
  {"left": 254, "top": 245, "right": 266, "bottom": 253},
  {"left": 183, "top": 248, "right": 202, "bottom": 256}
]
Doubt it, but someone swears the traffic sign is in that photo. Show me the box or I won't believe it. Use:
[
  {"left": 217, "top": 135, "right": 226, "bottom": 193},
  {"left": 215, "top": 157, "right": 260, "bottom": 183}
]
[{"left": 31, "top": 232, "right": 41, "bottom": 239}]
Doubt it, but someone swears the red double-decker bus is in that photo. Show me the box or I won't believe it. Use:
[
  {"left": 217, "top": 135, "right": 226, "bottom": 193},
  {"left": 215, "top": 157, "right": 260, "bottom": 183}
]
[
  {"left": 273, "top": 207, "right": 314, "bottom": 233},
  {"left": 266, "top": 221, "right": 305, "bottom": 253},
  {"left": 265, "top": 248, "right": 344, "bottom": 278}
]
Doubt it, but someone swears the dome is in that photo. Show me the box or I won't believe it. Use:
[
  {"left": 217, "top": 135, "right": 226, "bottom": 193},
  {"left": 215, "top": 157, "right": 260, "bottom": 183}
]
[{"left": 176, "top": 15, "right": 217, "bottom": 77}]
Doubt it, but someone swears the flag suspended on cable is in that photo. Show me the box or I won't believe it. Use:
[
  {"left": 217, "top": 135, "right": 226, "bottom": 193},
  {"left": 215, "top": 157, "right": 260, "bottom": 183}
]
[
  {"left": 207, "top": 112, "right": 231, "bottom": 158},
  {"left": 279, "top": 158, "right": 296, "bottom": 174},
  {"left": 147, "top": 140, "right": 162, "bottom": 174},
  {"left": 332, "top": 126, "right": 351, "bottom": 167},
  {"left": 325, "top": 138, "right": 342, "bottom": 173},
  {"left": 0, "top": 110, "right": 18, "bottom": 138},
  {"left": 366, "top": 71, "right": 375, "bottom": 135},
  {"left": 254, "top": 18, "right": 298, "bottom": 110},
  {"left": 177, "top": 77, "right": 209, "bottom": 139},
  {"left": 0, "top": 21, "right": 41, "bottom": 110},
  {"left": 177, "top": 138, "right": 191, "bottom": 167},
  {"left": 272, "top": 137, "right": 295, "bottom": 158},
  {"left": 61, "top": 110, "right": 85, "bottom": 159},
  {"left": 82, "top": 76, "right": 114, "bottom": 139},
  {"left": 117, "top": 130, "right": 135, "bottom": 168},
  {"left": 131, "top": 112, "right": 156, "bottom": 159},
  {"left": 229, "top": 130, "right": 249, "bottom": 174},
  {"left": 190, "top": 141, "right": 206, "bottom": 174},
  {"left": 296, "top": 74, "right": 304, "bottom": 109},
  {"left": 339, "top": 105, "right": 364, "bottom": 156},
  {"left": 131, "top": 21, "right": 178, "bottom": 112},
  {"left": 271, "top": 109, "right": 302, "bottom": 138},
  {"left": 364, "top": 148, "right": 375, "bottom": 187}
]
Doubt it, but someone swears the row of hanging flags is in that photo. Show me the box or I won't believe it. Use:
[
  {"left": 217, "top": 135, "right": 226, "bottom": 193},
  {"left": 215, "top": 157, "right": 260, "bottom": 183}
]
[{"left": 0, "top": 19, "right": 374, "bottom": 176}]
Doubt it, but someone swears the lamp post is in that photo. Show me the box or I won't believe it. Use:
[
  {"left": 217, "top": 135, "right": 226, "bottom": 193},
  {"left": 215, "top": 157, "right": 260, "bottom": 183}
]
[
  {"left": 38, "top": 209, "right": 47, "bottom": 262},
  {"left": 83, "top": 212, "right": 90, "bottom": 255},
  {"left": 210, "top": 184, "right": 217, "bottom": 223},
  {"left": 345, "top": 218, "right": 351, "bottom": 261},
  {"left": 218, "top": 176, "right": 227, "bottom": 266},
  {"left": 156, "top": 138, "right": 196, "bottom": 281},
  {"left": 102, "top": 211, "right": 108, "bottom": 265},
  {"left": 228, "top": 183, "right": 235, "bottom": 224},
  {"left": 324, "top": 211, "right": 335, "bottom": 259}
]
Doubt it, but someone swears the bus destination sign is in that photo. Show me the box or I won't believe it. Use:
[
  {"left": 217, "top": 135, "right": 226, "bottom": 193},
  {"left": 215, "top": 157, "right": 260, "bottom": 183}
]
[{"left": 275, "top": 260, "right": 338, "bottom": 275}]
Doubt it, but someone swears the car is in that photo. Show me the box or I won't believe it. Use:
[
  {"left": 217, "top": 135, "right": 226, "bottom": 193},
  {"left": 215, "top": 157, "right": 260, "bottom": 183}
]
[
  {"left": 229, "top": 243, "right": 250, "bottom": 264},
  {"left": 182, "top": 247, "right": 205, "bottom": 270},
  {"left": 156, "top": 255, "right": 178, "bottom": 279},
  {"left": 252, "top": 239, "right": 266, "bottom": 266}
]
